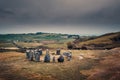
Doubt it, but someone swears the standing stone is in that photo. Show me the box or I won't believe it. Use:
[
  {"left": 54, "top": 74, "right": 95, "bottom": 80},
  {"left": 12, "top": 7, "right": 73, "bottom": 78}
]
[
  {"left": 35, "top": 51, "right": 40, "bottom": 62},
  {"left": 46, "top": 49, "right": 49, "bottom": 54},
  {"left": 38, "top": 49, "right": 42, "bottom": 55},
  {"left": 67, "top": 52, "right": 72, "bottom": 61},
  {"left": 44, "top": 53, "right": 50, "bottom": 62},
  {"left": 29, "top": 49, "right": 34, "bottom": 61},
  {"left": 26, "top": 49, "right": 30, "bottom": 59},
  {"left": 52, "top": 56, "right": 56, "bottom": 63},
  {"left": 63, "top": 51, "right": 72, "bottom": 57},
  {"left": 56, "top": 49, "right": 61, "bottom": 55},
  {"left": 67, "top": 56, "right": 71, "bottom": 61},
  {"left": 58, "top": 55, "right": 64, "bottom": 62}
]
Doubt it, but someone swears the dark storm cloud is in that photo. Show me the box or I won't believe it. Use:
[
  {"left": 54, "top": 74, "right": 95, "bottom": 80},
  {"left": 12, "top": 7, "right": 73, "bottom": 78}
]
[
  {"left": 0, "top": 8, "right": 14, "bottom": 17},
  {"left": 0, "top": 0, "right": 120, "bottom": 24},
  {"left": 0, "top": 0, "right": 120, "bottom": 34}
]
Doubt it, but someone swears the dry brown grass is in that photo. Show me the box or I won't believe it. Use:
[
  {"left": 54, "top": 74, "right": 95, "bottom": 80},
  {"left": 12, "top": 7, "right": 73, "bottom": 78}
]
[
  {"left": 16, "top": 42, "right": 43, "bottom": 48},
  {"left": 80, "top": 48, "right": 120, "bottom": 80},
  {"left": 78, "top": 32, "right": 120, "bottom": 49},
  {"left": 0, "top": 50, "right": 87, "bottom": 80},
  {"left": 79, "top": 33, "right": 119, "bottom": 45},
  {"left": 0, "top": 42, "right": 15, "bottom": 47},
  {"left": 0, "top": 49, "right": 120, "bottom": 80}
]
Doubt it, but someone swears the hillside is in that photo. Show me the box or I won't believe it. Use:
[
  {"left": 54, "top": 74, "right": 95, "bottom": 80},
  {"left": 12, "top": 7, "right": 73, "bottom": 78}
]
[
  {"left": 1, "top": 32, "right": 120, "bottom": 50},
  {"left": 73, "top": 32, "right": 120, "bottom": 50},
  {"left": 0, "top": 33, "right": 64, "bottom": 41}
]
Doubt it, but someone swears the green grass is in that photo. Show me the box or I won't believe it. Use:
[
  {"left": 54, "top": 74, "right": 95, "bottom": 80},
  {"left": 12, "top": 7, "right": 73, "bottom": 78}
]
[{"left": 0, "top": 33, "right": 69, "bottom": 41}]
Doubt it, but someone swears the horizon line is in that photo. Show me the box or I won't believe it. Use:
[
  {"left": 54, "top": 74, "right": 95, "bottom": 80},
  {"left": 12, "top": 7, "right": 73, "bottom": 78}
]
[{"left": 0, "top": 31, "right": 119, "bottom": 36}]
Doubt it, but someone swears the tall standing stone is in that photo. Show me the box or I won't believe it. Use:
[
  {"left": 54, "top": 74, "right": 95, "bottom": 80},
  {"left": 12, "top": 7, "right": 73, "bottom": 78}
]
[
  {"left": 26, "top": 49, "right": 30, "bottom": 59},
  {"left": 52, "top": 56, "right": 55, "bottom": 63},
  {"left": 38, "top": 49, "right": 42, "bottom": 55},
  {"left": 56, "top": 49, "right": 61, "bottom": 55},
  {"left": 35, "top": 51, "right": 40, "bottom": 62},
  {"left": 44, "top": 49, "right": 50, "bottom": 62},
  {"left": 29, "top": 49, "right": 34, "bottom": 61}
]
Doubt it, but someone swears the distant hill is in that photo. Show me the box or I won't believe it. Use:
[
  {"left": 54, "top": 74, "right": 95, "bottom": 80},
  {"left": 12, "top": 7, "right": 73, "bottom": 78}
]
[
  {"left": 70, "top": 32, "right": 120, "bottom": 50},
  {"left": 1, "top": 32, "right": 120, "bottom": 50},
  {"left": 0, "top": 32, "right": 79, "bottom": 42},
  {"left": 0, "top": 32, "right": 78, "bottom": 49}
]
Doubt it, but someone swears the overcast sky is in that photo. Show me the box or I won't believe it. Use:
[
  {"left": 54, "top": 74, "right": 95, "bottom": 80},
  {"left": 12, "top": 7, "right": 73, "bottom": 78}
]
[{"left": 0, "top": 0, "right": 120, "bottom": 35}]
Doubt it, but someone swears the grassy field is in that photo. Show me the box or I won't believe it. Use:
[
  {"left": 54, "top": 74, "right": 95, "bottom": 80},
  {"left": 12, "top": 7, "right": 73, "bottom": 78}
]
[
  {"left": 16, "top": 42, "right": 43, "bottom": 48},
  {"left": 0, "top": 49, "right": 120, "bottom": 80},
  {"left": 0, "top": 38, "right": 74, "bottom": 49},
  {"left": 0, "top": 42, "right": 16, "bottom": 47}
]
